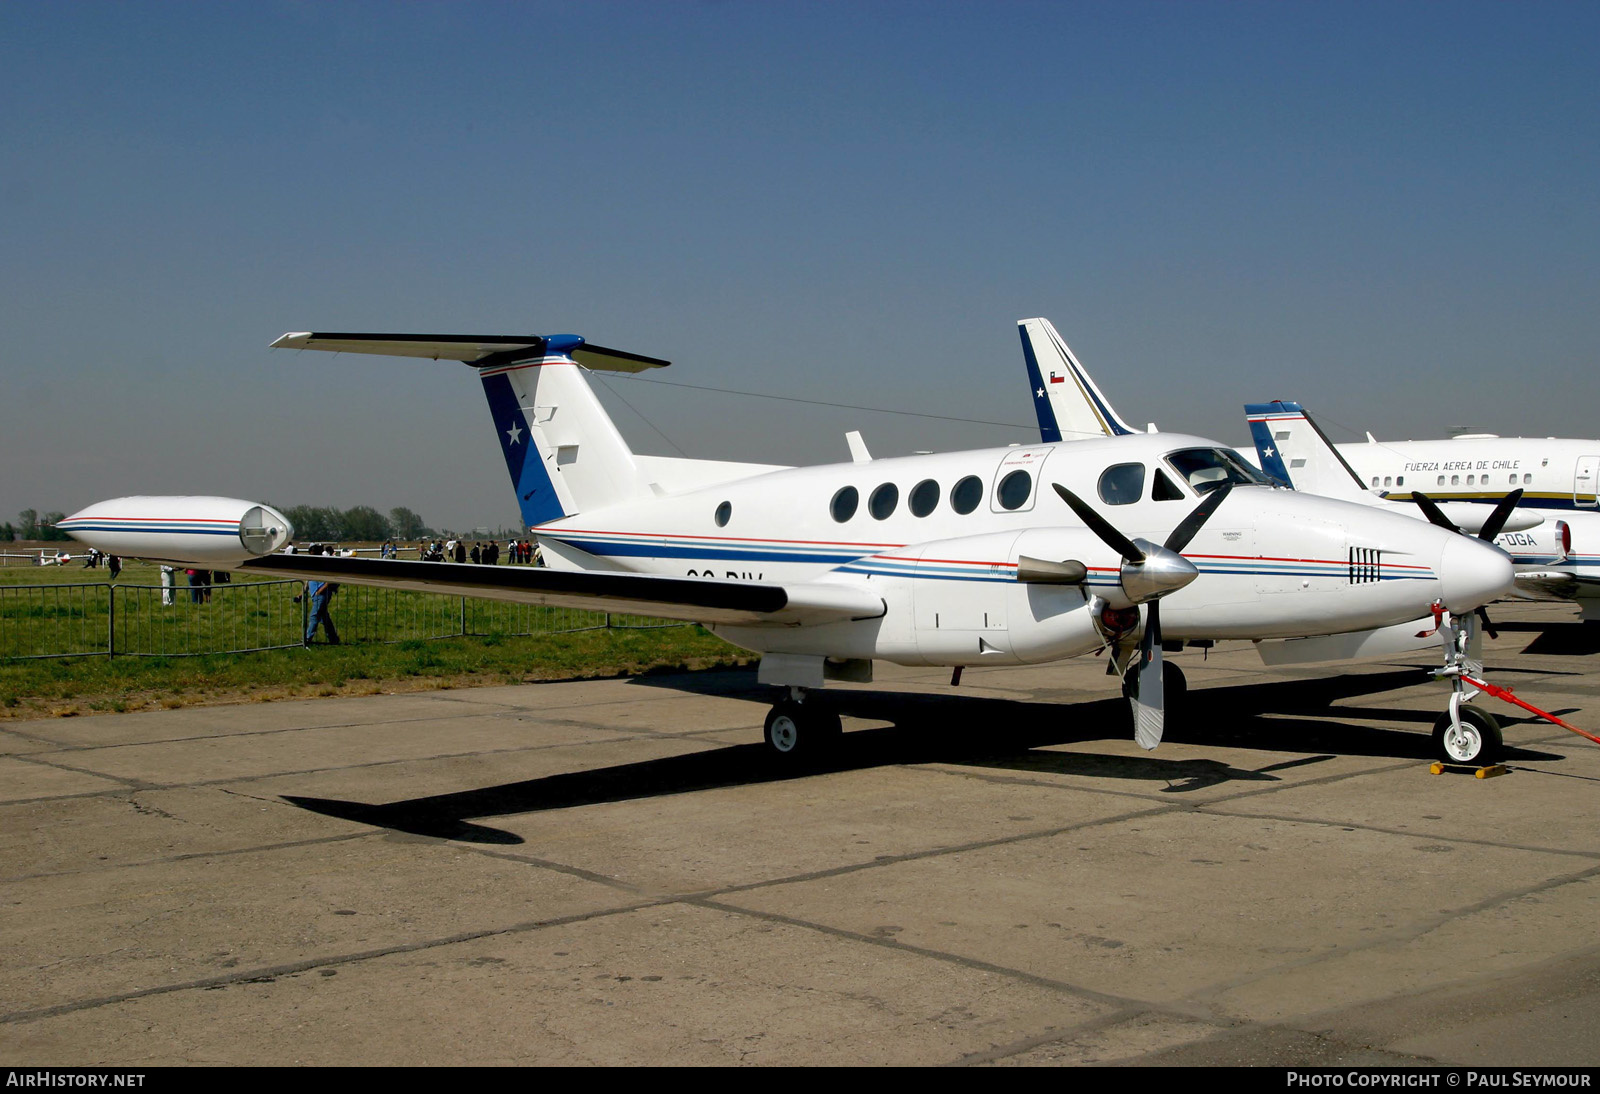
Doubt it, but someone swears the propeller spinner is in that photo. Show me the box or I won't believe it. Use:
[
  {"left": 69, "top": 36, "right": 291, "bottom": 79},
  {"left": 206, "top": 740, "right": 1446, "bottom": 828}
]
[{"left": 1409, "top": 488, "right": 1523, "bottom": 640}]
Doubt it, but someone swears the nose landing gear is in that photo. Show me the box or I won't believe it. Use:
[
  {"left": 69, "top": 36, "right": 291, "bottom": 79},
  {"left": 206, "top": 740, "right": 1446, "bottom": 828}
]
[{"left": 1427, "top": 602, "right": 1503, "bottom": 766}]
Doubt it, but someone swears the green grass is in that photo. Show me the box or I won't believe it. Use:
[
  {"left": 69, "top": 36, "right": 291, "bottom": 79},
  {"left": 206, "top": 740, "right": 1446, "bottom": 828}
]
[{"left": 0, "top": 556, "right": 755, "bottom": 719}]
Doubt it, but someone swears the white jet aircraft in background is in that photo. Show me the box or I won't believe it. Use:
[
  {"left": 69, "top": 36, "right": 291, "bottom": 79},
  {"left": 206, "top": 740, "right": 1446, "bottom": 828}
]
[
  {"left": 61, "top": 326, "right": 1514, "bottom": 765},
  {"left": 1019, "top": 318, "right": 1577, "bottom": 762},
  {"left": 1244, "top": 402, "right": 1600, "bottom": 623}
]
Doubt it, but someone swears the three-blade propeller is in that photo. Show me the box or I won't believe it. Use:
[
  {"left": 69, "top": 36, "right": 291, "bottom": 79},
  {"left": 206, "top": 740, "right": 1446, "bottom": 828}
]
[
  {"left": 1409, "top": 487, "right": 1522, "bottom": 638},
  {"left": 1051, "top": 482, "right": 1233, "bottom": 750}
]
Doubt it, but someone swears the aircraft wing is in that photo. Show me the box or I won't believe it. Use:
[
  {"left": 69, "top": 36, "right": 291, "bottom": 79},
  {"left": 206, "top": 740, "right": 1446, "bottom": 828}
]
[{"left": 239, "top": 554, "right": 884, "bottom": 627}]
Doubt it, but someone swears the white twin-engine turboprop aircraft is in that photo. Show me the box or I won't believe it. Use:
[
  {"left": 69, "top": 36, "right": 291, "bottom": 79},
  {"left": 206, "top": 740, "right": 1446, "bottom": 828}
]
[{"left": 59, "top": 328, "right": 1514, "bottom": 764}]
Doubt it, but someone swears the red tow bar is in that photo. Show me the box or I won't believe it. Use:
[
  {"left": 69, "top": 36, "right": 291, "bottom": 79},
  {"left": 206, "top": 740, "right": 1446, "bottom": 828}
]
[{"left": 1461, "top": 675, "right": 1600, "bottom": 747}]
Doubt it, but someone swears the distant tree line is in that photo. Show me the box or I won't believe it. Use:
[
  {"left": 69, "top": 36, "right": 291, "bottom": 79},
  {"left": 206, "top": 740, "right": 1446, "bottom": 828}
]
[
  {"left": 6, "top": 509, "right": 70, "bottom": 542},
  {"left": 274, "top": 505, "right": 433, "bottom": 542}
]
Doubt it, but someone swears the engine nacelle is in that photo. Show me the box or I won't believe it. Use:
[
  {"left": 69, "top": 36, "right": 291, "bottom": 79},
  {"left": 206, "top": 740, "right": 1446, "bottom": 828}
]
[{"left": 56, "top": 497, "right": 294, "bottom": 565}]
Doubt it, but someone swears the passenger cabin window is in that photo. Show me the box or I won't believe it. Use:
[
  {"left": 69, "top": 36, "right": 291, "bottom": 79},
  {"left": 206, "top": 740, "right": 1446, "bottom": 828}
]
[
  {"left": 1098, "top": 463, "right": 1145, "bottom": 506},
  {"left": 1152, "top": 468, "right": 1185, "bottom": 501},
  {"left": 1451, "top": 475, "right": 1460, "bottom": 485},
  {"left": 1383, "top": 476, "right": 1392, "bottom": 487},
  {"left": 1397, "top": 476, "right": 1404, "bottom": 486},
  {"left": 869, "top": 483, "right": 899, "bottom": 520},
  {"left": 1165, "top": 448, "right": 1271, "bottom": 496},
  {"left": 1524, "top": 474, "right": 1532, "bottom": 484},
  {"left": 830, "top": 486, "right": 859, "bottom": 522},
  {"left": 909, "top": 479, "right": 939, "bottom": 517},
  {"left": 950, "top": 475, "right": 983, "bottom": 515},
  {"left": 1371, "top": 477, "right": 1380, "bottom": 487},
  {"left": 1437, "top": 475, "right": 1445, "bottom": 486},
  {"left": 714, "top": 501, "right": 731, "bottom": 527},
  {"left": 996, "top": 469, "right": 1033, "bottom": 511}
]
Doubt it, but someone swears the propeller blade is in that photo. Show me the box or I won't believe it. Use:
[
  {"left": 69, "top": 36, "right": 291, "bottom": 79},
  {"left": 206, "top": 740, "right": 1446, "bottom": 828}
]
[
  {"left": 1477, "top": 606, "right": 1498, "bottom": 641},
  {"left": 1052, "top": 484, "right": 1144, "bottom": 563},
  {"left": 1409, "top": 492, "right": 1460, "bottom": 534},
  {"left": 1129, "top": 602, "right": 1164, "bottom": 750},
  {"left": 1477, "top": 488, "right": 1525, "bottom": 543},
  {"left": 1163, "top": 481, "right": 1234, "bottom": 554}
]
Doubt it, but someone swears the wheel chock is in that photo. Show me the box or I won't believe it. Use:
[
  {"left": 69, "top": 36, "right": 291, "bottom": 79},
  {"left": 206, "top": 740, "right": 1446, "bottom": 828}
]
[{"left": 1429, "top": 761, "right": 1508, "bottom": 778}]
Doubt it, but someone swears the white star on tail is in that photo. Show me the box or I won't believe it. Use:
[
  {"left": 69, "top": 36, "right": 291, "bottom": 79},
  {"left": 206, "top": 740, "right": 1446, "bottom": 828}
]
[
  {"left": 505, "top": 422, "right": 523, "bottom": 445},
  {"left": 1036, "top": 387, "right": 1045, "bottom": 398}
]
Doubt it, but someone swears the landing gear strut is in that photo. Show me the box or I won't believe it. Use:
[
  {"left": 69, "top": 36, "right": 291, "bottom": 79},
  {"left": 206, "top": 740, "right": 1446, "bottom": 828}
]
[
  {"left": 763, "top": 687, "right": 842, "bottom": 761},
  {"left": 1429, "top": 603, "right": 1504, "bottom": 766}
]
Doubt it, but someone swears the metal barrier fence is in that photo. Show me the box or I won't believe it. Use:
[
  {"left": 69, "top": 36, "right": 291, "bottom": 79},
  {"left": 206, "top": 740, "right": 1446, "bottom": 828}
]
[{"left": 0, "top": 579, "right": 682, "bottom": 660}]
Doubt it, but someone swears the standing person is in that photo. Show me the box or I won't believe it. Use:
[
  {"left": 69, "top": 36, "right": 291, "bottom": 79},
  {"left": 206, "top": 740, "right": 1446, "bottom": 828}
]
[
  {"left": 302, "top": 545, "right": 341, "bottom": 646},
  {"left": 185, "top": 568, "right": 203, "bottom": 604},
  {"left": 470, "top": 543, "right": 481, "bottom": 565},
  {"left": 199, "top": 569, "right": 213, "bottom": 603},
  {"left": 454, "top": 540, "right": 466, "bottom": 564},
  {"left": 107, "top": 554, "right": 122, "bottom": 580},
  {"left": 160, "top": 564, "right": 176, "bottom": 606}
]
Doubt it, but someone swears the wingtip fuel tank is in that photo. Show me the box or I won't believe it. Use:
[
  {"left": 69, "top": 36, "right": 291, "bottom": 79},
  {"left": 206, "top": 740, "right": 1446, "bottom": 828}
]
[{"left": 56, "top": 497, "right": 294, "bottom": 565}]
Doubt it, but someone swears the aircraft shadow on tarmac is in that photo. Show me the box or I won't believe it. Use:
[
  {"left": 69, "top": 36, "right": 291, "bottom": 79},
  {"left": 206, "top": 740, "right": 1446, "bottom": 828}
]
[
  {"left": 284, "top": 667, "right": 1568, "bottom": 844},
  {"left": 1496, "top": 620, "right": 1600, "bottom": 657}
]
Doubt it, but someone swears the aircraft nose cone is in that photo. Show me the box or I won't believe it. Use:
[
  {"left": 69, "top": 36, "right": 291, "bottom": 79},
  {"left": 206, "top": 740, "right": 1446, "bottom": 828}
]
[{"left": 1438, "top": 535, "right": 1515, "bottom": 613}]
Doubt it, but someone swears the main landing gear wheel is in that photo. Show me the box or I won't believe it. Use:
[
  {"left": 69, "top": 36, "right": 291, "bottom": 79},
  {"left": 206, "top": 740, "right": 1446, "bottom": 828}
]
[
  {"left": 1432, "top": 705, "right": 1503, "bottom": 766},
  {"left": 1123, "top": 661, "right": 1188, "bottom": 707},
  {"left": 763, "top": 700, "right": 842, "bottom": 761}
]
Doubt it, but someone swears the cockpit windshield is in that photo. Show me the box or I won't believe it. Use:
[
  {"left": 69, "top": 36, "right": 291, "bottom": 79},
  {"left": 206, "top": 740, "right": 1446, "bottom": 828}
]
[{"left": 1164, "top": 448, "right": 1273, "bottom": 495}]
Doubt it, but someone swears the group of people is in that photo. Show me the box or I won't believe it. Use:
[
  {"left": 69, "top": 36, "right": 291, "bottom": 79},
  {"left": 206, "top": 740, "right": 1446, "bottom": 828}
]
[
  {"left": 415, "top": 538, "right": 541, "bottom": 566},
  {"left": 157, "top": 566, "right": 229, "bottom": 605}
]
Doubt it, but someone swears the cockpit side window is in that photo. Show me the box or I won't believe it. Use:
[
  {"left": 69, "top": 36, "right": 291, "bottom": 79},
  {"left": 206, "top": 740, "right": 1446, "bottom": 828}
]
[
  {"left": 1097, "top": 463, "right": 1145, "bottom": 506},
  {"left": 1152, "top": 468, "right": 1186, "bottom": 501},
  {"left": 1165, "top": 448, "right": 1271, "bottom": 495}
]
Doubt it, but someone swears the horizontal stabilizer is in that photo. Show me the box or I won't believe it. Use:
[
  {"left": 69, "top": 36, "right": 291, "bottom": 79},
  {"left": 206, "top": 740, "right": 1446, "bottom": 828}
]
[
  {"left": 239, "top": 554, "right": 883, "bottom": 627},
  {"left": 271, "top": 332, "right": 670, "bottom": 373}
]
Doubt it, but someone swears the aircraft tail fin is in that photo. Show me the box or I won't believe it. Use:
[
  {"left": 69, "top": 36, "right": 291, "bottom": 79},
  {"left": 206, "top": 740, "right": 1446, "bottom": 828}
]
[
  {"left": 272, "top": 332, "right": 669, "bottom": 526},
  {"left": 1018, "top": 318, "right": 1137, "bottom": 442},
  {"left": 1243, "top": 401, "right": 1370, "bottom": 501}
]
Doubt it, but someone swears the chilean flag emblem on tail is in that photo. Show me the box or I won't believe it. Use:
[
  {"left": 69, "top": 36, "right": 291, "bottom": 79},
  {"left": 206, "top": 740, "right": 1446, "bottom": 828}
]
[{"left": 1049, "top": 370, "right": 1065, "bottom": 383}]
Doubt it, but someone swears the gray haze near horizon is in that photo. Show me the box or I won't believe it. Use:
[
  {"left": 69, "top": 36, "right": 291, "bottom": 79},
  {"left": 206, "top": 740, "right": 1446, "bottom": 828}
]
[{"left": 2, "top": 2, "right": 1596, "bottom": 534}]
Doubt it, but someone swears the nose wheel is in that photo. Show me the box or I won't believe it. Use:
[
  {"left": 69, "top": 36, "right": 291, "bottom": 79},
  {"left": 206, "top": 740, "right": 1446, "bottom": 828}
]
[
  {"left": 764, "top": 693, "right": 843, "bottom": 761},
  {"left": 1432, "top": 705, "right": 1503, "bottom": 766}
]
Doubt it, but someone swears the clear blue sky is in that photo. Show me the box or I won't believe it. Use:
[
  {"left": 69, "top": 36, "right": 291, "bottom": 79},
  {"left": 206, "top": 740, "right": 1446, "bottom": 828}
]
[{"left": 2, "top": 1, "right": 1595, "bottom": 532}]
